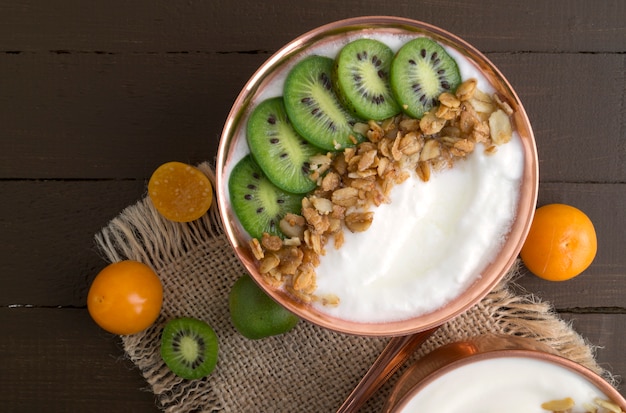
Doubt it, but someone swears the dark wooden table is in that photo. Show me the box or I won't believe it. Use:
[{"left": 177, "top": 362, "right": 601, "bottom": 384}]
[{"left": 1, "top": 1, "right": 624, "bottom": 411}]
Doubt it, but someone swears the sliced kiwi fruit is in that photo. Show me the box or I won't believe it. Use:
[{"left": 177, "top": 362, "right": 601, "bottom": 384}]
[
  {"left": 390, "top": 37, "right": 461, "bottom": 119},
  {"left": 228, "top": 154, "right": 304, "bottom": 239},
  {"left": 283, "top": 55, "right": 365, "bottom": 151},
  {"left": 332, "top": 38, "right": 401, "bottom": 121},
  {"left": 160, "top": 317, "right": 218, "bottom": 380},
  {"left": 247, "top": 97, "right": 323, "bottom": 194}
]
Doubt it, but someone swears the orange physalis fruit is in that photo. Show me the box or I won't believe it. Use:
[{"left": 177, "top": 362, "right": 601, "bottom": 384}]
[
  {"left": 148, "top": 161, "right": 213, "bottom": 222},
  {"left": 87, "top": 260, "right": 163, "bottom": 335},
  {"left": 520, "top": 203, "right": 597, "bottom": 281}
]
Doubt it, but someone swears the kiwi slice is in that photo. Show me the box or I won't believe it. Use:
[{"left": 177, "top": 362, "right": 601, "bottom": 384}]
[
  {"left": 228, "top": 154, "right": 303, "bottom": 239},
  {"left": 283, "top": 55, "right": 365, "bottom": 151},
  {"left": 160, "top": 317, "right": 218, "bottom": 380},
  {"left": 247, "top": 97, "right": 322, "bottom": 194},
  {"left": 390, "top": 37, "right": 461, "bottom": 119},
  {"left": 332, "top": 38, "right": 401, "bottom": 121}
]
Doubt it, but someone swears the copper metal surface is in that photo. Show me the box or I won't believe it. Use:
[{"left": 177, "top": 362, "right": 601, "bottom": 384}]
[
  {"left": 384, "top": 335, "right": 626, "bottom": 412},
  {"left": 216, "top": 16, "right": 539, "bottom": 337}
]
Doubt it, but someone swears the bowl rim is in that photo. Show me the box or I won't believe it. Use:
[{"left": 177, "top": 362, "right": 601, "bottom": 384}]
[
  {"left": 389, "top": 348, "right": 626, "bottom": 412},
  {"left": 216, "top": 15, "right": 539, "bottom": 337}
]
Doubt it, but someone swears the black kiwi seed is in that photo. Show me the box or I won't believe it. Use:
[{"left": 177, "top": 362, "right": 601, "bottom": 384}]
[
  {"left": 228, "top": 154, "right": 303, "bottom": 240},
  {"left": 283, "top": 55, "right": 365, "bottom": 151},
  {"left": 332, "top": 38, "right": 401, "bottom": 121},
  {"left": 247, "top": 97, "right": 323, "bottom": 194},
  {"left": 160, "top": 317, "right": 219, "bottom": 380},
  {"left": 390, "top": 37, "right": 462, "bottom": 119}
]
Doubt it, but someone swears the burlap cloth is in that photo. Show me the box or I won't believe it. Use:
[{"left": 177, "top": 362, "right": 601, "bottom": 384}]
[{"left": 95, "top": 162, "right": 615, "bottom": 413}]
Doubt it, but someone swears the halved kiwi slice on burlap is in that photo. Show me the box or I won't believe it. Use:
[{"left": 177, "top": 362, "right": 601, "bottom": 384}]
[
  {"left": 332, "top": 38, "right": 401, "bottom": 121},
  {"left": 390, "top": 37, "right": 461, "bottom": 119},
  {"left": 247, "top": 97, "right": 323, "bottom": 194},
  {"left": 228, "top": 154, "right": 303, "bottom": 239},
  {"left": 160, "top": 317, "right": 218, "bottom": 380},
  {"left": 283, "top": 55, "right": 365, "bottom": 151}
]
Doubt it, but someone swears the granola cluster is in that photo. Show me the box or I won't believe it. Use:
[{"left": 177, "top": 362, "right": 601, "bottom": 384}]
[
  {"left": 542, "top": 397, "right": 625, "bottom": 413},
  {"left": 248, "top": 78, "right": 515, "bottom": 305}
]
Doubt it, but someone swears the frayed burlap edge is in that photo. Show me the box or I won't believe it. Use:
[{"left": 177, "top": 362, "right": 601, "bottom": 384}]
[
  {"left": 95, "top": 163, "right": 226, "bottom": 412},
  {"left": 95, "top": 162, "right": 616, "bottom": 413}
]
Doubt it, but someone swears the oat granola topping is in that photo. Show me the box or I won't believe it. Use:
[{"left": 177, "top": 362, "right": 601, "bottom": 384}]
[
  {"left": 542, "top": 397, "right": 625, "bottom": 413},
  {"left": 249, "top": 80, "right": 516, "bottom": 305}
]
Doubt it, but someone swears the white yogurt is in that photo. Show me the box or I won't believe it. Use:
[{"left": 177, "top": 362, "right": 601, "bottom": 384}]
[
  {"left": 396, "top": 356, "right": 609, "bottom": 413},
  {"left": 313, "top": 135, "right": 523, "bottom": 322},
  {"left": 227, "top": 32, "right": 496, "bottom": 171},
  {"left": 227, "top": 30, "right": 524, "bottom": 323}
]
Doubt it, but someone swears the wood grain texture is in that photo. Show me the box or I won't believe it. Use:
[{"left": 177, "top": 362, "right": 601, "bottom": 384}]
[
  {"left": 0, "top": 308, "right": 159, "bottom": 412},
  {"left": 1, "top": 0, "right": 624, "bottom": 408},
  {"left": 0, "top": 180, "right": 146, "bottom": 306},
  {"left": 558, "top": 313, "right": 626, "bottom": 394},
  {"left": 2, "top": 180, "right": 624, "bottom": 308},
  {"left": 1, "top": 52, "right": 623, "bottom": 181},
  {"left": 490, "top": 53, "right": 626, "bottom": 183},
  {"left": 0, "top": 0, "right": 623, "bottom": 53},
  {"left": 0, "top": 309, "right": 622, "bottom": 411},
  {"left": 0, "top": 52, "right": 264, "bottom": 179}
]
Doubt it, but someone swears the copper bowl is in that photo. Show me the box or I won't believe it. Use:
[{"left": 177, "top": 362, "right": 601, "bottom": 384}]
[
  {"left": 216, "top": 16, "right": 538, "bottom": 336},
  {"left": 384, "top": 335, "right": 626, "bottom": 412}
]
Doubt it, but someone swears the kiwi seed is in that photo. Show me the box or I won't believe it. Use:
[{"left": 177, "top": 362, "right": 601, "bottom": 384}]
[
  {"left": 246, "top": 97, "right": 323, "bottom": 194},
  {"left": 228, "top": 155, "right": 304, "bottom": 239},
  {"left": 390, "top": 37, "right": 461, "bottom": 119},
  {"left": 283, "top": 55, "right": 365, "bottom": 151},
  {"left": 332, "top": 38, "right": 401, "bottom": 121},
  {"left": 160, "top": 317, "right": 218, "bottom": 380}
]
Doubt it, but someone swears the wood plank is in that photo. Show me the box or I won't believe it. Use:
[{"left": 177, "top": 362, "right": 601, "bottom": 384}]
[
  {"left": 0, "top": 307, "right": 159, "bottom": 412},
  {"left": 1, "top": 180, "right": 623, "bottom": 308},
  {"left": 0, "top": 180, "right": 146, "bottom": 306},
  {"left": 489, "top": 53, "right": 626, "bottom": 183},
  {"left": 517, "top": 269, "right": 626, "bottom": 310},
  {"left": 0, "top": 1, "right": 623, "bottom": 53},
  {"left": 1, "top": 52, "right": 623, "bottom": 181},
  {"left": 2, "top": 0, "right": 624, "bottom": 410},
  {"left": 1, "top": 309, "right": 622, "bottom": 410},
  {"left": 0, "top": 52, "right": 267, "bottom": 179},
  {"left": 558, "top": 313, "right": 626, "bottom": 396},
  {"left": 515, "top": 183, "right": 626, "bottom": 308}
]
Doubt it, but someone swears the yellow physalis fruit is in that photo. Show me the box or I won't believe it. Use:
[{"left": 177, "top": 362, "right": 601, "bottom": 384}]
[
  {"left": 148, "top": 161, "right": 213, "bottom": 222},
  {"left": 521, "top": 204, "right": 597, "bottom": 281}
]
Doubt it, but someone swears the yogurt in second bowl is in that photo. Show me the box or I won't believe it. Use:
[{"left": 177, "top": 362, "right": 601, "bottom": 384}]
[
  {"left": 216, "top": 16, "right": 538, "bottom": 336},
  {"left": 389, "top": 350, "right": 625, "bottom": 413}
]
